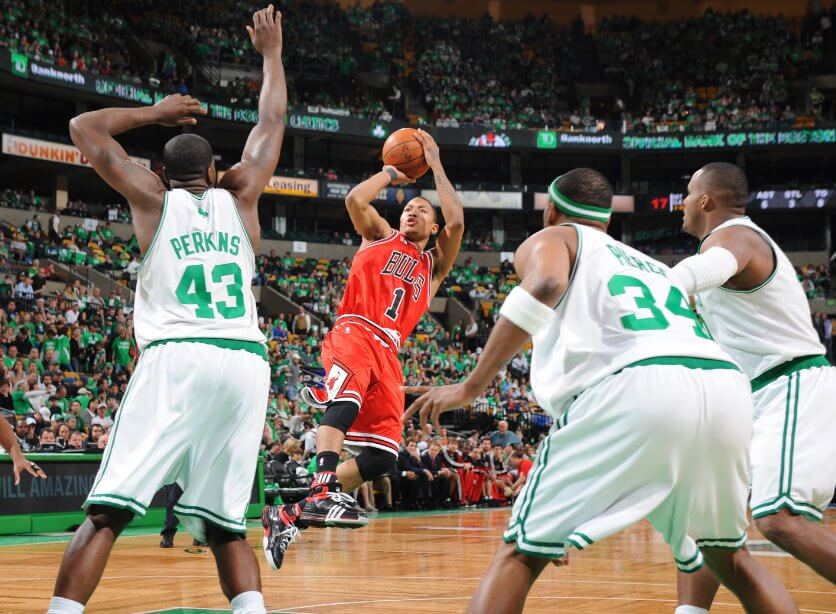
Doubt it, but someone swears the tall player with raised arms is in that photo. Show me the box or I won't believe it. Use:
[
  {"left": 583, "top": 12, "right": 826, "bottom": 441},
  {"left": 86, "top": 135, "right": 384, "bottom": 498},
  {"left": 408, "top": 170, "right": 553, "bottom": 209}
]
[
  {"left": 47, "top": 7, "right": 285, "bottom": 614},
  {"left": 262, "top": 130, "right": 464, "bottom": 570}
]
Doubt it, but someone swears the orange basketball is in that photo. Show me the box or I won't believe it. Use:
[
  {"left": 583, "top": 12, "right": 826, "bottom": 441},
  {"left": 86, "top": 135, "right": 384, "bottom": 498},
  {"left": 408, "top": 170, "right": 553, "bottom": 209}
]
[{"left": 381, "top": 128, "right": 429, "bottom": 180}]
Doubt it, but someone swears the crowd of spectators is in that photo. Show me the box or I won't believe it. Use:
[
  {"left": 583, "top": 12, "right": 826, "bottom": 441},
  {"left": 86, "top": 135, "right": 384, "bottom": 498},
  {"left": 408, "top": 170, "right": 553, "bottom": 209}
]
[
  {"left": 415, "top": 14, "right": 579, "bottom": 129},
  {"left": 798, "top": 263, "right": 832, "bottom": 298},
  {"left": 263, "top": 421, "right": 539, "bottom": 512},
  {"left": 599, "top": 8, "right": 832, "bottom": 133},
  {"left": 3, "top": 1, "right": 833, "bottom": 131},
  {"left": 0, "top": 0, "right": 147, "bottom": 84}
]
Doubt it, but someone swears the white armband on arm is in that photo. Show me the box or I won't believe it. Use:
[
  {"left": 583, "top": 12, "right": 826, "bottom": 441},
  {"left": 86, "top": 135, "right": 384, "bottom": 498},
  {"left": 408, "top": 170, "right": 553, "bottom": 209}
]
[
  {"left": 499, "top": 286, "right": 555, "bottom": 336},
  {"left": 671, "top": 247, "right": 740, "bottom": 295}
]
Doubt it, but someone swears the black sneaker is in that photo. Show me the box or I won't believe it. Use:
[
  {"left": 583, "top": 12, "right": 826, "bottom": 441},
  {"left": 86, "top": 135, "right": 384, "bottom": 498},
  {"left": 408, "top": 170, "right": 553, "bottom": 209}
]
[
  {"left": 160, "top": 534, "right": 174, "bottom": 548},
  {"left": 261, "top": 505, "right": 301, "bottom": 571},
  {"left": 192, "top": 539, "right": 207, "bottom": 547},
  {"left": 298, "top": 479, "right": 368, "bottom": 529}
]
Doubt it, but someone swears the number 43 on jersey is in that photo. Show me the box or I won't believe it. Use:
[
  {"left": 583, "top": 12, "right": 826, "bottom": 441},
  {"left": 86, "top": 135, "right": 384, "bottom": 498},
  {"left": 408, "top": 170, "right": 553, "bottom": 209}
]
[{"left": 175, "top": 262, "right": 246, "bottom": 319}]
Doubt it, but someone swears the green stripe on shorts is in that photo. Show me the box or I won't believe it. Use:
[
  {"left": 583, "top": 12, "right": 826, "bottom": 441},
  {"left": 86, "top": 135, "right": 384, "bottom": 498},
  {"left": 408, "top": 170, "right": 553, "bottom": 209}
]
[
  {"left": 146, "top": 337, "right": 268, "bottom": 361},
  {"left": 751, "top": 496, "right": 823, "bottom": 522},
  {"left": 750, "top": 354, "right": 829, "bottom": 392},
  {"left": 695, "top": 534, "right": 747, "bottom": 550},
  {"left": 618, "top": 356, "right": 740, "bottom": 373},
  {"left": 85, "top": 493, "right": 148, "bottom": 516}
]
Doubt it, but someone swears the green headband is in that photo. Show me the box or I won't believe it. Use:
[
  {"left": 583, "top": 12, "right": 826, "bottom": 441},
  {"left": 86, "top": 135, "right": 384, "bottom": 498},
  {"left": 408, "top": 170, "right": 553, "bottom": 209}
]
[{"left": 548, "top": 177, "right": 612, "bottom": 222}]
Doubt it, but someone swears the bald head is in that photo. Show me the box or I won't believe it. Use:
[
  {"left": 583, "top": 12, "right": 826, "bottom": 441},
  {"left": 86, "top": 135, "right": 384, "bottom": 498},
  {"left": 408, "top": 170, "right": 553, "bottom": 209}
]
[
  {"left": 163, "top": 134, "right": 213, "bottom": 183},
  {"left": 695, "top": 163, "right": 748, "bottom": 210}
]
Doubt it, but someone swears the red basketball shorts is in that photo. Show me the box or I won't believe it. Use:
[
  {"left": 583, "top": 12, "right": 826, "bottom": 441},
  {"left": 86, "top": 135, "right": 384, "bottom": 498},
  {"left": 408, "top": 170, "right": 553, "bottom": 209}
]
[{"left": 320, "top": 320, "right": 403, "bottom": 456}]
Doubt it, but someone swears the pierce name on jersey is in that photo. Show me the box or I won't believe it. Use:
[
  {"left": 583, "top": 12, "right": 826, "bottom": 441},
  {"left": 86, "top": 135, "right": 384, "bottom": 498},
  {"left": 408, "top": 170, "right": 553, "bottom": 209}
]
[
  {"left": 133, "top": 188, "right": 264, "bottom": 351},
  {"left": 530, "top": 224, "right": 734, "bottom": 419}
]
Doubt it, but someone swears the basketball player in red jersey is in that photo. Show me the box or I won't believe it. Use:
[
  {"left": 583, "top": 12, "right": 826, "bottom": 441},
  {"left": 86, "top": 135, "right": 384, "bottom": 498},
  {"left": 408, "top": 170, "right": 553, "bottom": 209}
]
[{"left": 263, "top": 130, "right": 463, "bottom": 570}]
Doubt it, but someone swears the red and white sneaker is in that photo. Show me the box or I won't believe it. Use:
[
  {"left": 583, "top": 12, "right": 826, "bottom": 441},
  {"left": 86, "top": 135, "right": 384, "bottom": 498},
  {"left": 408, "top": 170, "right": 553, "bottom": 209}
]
[
  {"left": 261, "top": 505, "right": 302, "bottom": 571},
  {"left": 298, "top": 473, "right": 369, "bottom": 529}
]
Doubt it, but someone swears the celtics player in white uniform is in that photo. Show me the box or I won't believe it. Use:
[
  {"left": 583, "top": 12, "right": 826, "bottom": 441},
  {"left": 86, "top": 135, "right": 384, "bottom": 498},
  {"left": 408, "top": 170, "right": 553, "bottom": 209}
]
[
  {"left": 46, "top": 8, "right": 285, "bottom": 614},
  {"left": 674, "top": 163, "right": 835, "bottom": 614},
  {"left": 404, "top": 168, "right": 795, "bottom": 613}
]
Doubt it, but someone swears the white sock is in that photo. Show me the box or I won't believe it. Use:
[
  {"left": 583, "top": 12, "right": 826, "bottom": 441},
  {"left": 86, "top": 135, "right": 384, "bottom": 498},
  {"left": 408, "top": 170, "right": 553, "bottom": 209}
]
[
  {"left": 675, "top": 607, "right": 709, "bottom": 614},
  {"left": 230, "top": 591, "right": 266, "bottom": 614},
  {"left": 47, "top": 597, "right": 85, "bottom": 614}
]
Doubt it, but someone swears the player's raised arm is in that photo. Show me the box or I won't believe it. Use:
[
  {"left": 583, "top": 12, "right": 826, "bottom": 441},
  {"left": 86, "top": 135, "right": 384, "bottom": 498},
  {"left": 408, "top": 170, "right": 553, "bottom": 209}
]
[
  {"left": 0, "top": 418, "right": 46, "bottom": 485},
  {"left": 344, "top": 169, "right": 407, "bottom": 243},
  {"left": 403, "top": 226, "right": 572, "bottom": 430},
  {"left": 219, "top": 5, "right": 287, "bottom": 209},
  {"left": 414, "top": 130, "right": 464, "bottom": 295},
  {"left": 69, "top": 95, "right": 205, "bottom": 250}
]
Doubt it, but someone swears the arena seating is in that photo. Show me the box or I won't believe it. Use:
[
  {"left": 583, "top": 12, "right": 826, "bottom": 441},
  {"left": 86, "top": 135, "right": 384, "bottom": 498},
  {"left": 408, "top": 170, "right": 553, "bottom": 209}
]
[{"left": 2, "top": 2, "right": 834, "bottom": 130}]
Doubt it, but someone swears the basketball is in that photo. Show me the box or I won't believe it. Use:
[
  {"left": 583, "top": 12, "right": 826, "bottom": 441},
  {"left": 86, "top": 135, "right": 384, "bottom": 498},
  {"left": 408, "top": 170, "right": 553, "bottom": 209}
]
[{"left": 381, "top": 128, "right": 429, "bottom": 180}]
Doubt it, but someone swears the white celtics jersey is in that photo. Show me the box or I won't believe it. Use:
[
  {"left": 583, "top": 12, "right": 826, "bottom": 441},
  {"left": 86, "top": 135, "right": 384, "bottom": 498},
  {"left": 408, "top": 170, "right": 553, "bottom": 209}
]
[
  {"left": 133, "top": 188, "right": 264, "bottom": 351},
  {"left": 530, "top": 224, "right": 733, "bottom": 418},
  {"left": 693, "top": 217, "right": 824, "bottom": 380}
]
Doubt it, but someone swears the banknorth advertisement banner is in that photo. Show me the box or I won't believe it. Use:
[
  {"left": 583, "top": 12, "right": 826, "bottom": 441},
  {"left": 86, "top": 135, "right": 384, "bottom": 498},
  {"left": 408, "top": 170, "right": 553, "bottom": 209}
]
[
  {"left": 422, "top": 189, "right": 522, "bottom": 210},
  {"left": 3, "top": 49, "right": 835, "bottom": 152},
  {"left": 2, "top": 133, "right": 151, "bottom": 169}
]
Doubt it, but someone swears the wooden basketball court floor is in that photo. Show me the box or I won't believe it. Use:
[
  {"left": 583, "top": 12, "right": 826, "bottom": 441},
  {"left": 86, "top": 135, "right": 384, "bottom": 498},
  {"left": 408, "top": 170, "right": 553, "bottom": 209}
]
[{"left": 1, "top": 508, "right": 833, "bottom": 613}]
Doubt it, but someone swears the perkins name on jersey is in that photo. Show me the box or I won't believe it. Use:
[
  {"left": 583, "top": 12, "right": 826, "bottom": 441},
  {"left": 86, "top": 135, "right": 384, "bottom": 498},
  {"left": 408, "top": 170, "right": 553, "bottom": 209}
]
[{"left": 169, "top": 231, "right": 242, "bottom": 260}]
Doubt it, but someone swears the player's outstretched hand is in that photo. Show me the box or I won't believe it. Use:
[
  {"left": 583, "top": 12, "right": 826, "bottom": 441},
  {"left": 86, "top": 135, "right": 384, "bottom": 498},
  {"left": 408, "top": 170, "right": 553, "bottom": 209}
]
[
  {"left": 382, "top": 165, "right": 413, "bottom": 186},
  {"left": 402, "top": 383, "right": 475, "bottom": 434},
  {"left": 152, "top": 94, "right": 207, "bottom": 127},
  {"left": 413, "top": 130, "right": 441, "bottom": 171},
  {"left": 247, "top": 5, "right": 283, "bottom": 57},
  {"left": 12, "top": 451, "right": 47, "bottom": 486}
]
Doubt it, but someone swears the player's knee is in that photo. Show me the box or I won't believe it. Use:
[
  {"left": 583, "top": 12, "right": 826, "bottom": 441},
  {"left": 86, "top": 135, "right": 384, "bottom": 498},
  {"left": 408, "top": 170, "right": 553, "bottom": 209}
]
[
  {"left": 320, "top": 401, "right": 360, "bottom": 434},
  {"left": 754, "top": 510, "right": 801, "bottom": 546},
  {"left": 87, "top": 504, "right": 133, "bottom": 535},
  {"left": 205, "top": 524, "right": 245, "bottom": 548},
  {"left": 356, "top": 447, "right": 397, "bottom": 481}
]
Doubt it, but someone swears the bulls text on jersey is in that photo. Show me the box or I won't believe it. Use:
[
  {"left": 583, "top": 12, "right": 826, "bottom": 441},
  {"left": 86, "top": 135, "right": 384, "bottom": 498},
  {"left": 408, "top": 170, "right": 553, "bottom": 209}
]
[{"left": 380, "top": 250, "right": 427, "bottom": 301}]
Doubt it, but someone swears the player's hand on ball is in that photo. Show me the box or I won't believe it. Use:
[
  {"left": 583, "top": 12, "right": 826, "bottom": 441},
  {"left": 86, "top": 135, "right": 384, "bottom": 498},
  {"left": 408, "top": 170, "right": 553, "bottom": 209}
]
[
  {"left": 383, "top": 165, "right": 413, "bottom": 186},
  {"left": 413, "top": 130, "right": 441, "bottom": 170},
  {"left": 402, "top": 383, "right": 476, "bottom": 434},
  {"left": 152, "top": 94, "right": 207, "bottom": 127},
  {"left": 247, "top": 5, "right": 283, "bottom": 56}
]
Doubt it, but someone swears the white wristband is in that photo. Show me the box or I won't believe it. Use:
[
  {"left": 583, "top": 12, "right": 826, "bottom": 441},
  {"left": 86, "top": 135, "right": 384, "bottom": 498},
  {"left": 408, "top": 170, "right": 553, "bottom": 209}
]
[
  {"left": 672, "top": 247, "right": 739, "bottom": 295},
  {"left": 499, "top": 286, "right": 555, "bottom": 336}
]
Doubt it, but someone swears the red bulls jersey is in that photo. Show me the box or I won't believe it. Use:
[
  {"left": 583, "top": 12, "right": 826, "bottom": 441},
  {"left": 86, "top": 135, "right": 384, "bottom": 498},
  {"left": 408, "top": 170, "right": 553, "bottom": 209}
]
[{"left": 336, "top": 231, "right": 433, "bottom": 349}]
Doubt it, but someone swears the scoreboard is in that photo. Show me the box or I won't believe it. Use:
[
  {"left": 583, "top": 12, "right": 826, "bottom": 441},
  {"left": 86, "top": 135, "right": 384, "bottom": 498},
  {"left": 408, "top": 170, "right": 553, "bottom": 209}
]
[
  {"left": 638, "top": 189, "right": 834, "bottom": 213},
  {"left": 749, "top": 189, "right": 834, "bottom": 210}
]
